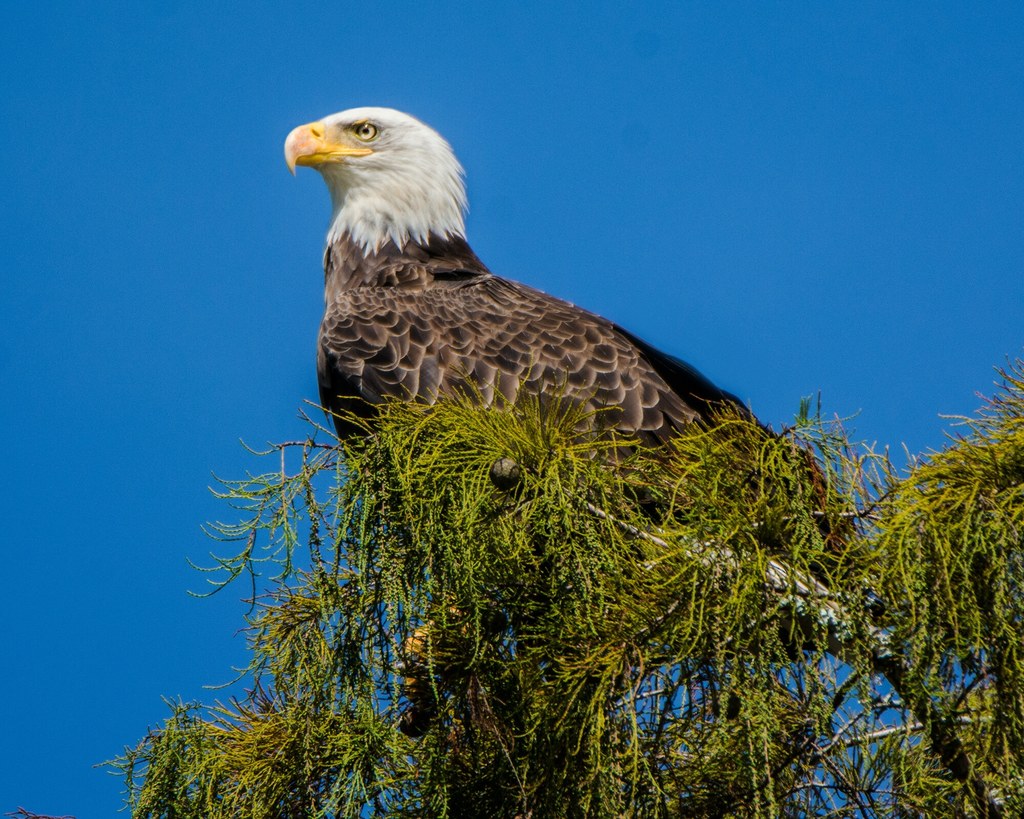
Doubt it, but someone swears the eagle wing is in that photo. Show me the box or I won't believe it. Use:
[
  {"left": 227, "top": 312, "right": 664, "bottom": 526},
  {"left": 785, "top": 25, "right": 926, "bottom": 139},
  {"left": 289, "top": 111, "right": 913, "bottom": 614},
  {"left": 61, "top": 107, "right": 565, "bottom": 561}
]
[{"left": 318, "top": 275, "right": 741, "bottom": 441}]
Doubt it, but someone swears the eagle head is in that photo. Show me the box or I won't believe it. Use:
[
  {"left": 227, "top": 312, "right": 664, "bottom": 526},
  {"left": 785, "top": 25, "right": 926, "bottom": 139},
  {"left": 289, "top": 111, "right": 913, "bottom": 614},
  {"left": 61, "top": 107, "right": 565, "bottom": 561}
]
[{"left": 284, "top": 107, "right": 467, "bottom": 252}]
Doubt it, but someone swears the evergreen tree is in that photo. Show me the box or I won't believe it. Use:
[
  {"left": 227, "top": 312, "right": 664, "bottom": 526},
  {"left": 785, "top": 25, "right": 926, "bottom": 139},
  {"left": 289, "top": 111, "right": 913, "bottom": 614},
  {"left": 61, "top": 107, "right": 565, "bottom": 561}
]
[{"left": 114, "top": 363, "right": 1024, "bottom": 817}]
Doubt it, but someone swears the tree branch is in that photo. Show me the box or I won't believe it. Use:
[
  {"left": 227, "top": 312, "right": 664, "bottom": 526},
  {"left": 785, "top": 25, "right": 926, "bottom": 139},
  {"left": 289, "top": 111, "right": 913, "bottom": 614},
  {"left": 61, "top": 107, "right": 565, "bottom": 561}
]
[{"left": 584, "top": 499, "right": 1005, "bottom": 817}]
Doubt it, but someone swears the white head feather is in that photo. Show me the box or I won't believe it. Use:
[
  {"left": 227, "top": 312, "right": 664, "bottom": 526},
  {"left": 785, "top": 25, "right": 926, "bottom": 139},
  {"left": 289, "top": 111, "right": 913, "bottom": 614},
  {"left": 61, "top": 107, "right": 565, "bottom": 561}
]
[{"left": 300, "top": 107, "right": 467, "bottom": 253}]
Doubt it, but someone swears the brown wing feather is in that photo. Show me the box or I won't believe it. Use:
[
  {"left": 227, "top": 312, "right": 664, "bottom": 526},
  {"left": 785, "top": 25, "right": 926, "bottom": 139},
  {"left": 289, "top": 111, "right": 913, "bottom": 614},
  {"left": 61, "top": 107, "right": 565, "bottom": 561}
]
[{"left": 318, "top": 273, "right": 719, "bottom": 442}]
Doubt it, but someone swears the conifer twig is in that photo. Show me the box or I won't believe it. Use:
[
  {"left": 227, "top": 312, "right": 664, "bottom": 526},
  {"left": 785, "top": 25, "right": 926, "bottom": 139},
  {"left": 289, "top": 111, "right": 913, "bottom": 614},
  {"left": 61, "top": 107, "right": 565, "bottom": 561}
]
[{"left": 585, "top": 499, "right": 1005, "bottom": 817}]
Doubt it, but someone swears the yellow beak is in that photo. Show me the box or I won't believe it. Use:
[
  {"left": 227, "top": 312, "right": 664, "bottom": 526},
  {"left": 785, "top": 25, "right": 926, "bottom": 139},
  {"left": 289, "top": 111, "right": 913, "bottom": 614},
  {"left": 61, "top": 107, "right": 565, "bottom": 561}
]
[{"left": 283, "top": 121, "right": 373, "bottom": 174}]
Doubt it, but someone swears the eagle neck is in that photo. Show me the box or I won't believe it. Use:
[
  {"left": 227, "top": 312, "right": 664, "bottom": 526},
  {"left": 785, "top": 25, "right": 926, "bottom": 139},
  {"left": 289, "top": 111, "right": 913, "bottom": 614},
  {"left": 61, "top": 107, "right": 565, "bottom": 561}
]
[{"left": 324, "top": 232, "right": 490, "bottom": 294}]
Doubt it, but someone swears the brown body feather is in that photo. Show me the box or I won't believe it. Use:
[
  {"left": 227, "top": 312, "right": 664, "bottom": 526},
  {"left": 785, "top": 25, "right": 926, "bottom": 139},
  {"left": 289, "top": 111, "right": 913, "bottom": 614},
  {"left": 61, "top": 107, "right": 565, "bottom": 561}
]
[{"left": 318, "top": 233, "right": 745, "bottom": 443}]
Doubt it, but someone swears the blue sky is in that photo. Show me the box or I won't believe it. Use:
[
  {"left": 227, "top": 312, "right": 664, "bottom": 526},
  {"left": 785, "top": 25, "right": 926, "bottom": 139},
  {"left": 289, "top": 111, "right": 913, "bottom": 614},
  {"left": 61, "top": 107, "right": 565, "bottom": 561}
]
[{"left": 2, "top": 3, "right": 1022, "bottom": 815}]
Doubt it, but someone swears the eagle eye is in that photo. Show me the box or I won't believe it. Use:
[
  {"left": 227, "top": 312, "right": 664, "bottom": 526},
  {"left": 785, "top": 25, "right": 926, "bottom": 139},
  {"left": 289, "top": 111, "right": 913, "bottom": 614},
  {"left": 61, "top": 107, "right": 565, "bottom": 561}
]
[{"left": 352, "top": 121, "right": 379, "bottom": 142}]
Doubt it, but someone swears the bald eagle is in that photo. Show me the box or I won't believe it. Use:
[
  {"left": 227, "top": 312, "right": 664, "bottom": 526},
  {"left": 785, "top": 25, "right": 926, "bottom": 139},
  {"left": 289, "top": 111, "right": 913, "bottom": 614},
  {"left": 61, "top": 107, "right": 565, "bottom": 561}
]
[{"left": 284, "top": 107, "right": 747, "bottom": 443}]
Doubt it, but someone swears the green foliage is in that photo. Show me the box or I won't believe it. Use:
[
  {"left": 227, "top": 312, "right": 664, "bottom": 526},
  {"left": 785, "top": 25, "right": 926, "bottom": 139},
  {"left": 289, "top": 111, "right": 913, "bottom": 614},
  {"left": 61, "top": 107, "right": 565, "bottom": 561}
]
[{"left": 115, "top": 366, "right": 1024, "bottom": 817}]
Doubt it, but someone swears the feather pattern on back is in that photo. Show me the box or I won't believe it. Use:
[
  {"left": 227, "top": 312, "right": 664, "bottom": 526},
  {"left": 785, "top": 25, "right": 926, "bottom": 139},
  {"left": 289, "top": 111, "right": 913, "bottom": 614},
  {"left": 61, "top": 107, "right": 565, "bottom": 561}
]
[{"left": 318, "top": 233, "right": 743, "bottom": 443}]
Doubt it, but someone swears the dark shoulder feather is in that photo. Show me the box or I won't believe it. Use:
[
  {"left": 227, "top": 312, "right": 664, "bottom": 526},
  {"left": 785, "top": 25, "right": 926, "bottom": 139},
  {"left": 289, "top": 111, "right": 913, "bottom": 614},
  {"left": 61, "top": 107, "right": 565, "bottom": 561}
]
[
  {"left": 609, "top": 324, "right": 750, "bottom": 422},
  {"left": 324, "top": 233, "right": 489, "bottom": 292},
  {"left": 318, "top": 238, "right": 743, "bottom": 441}
]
